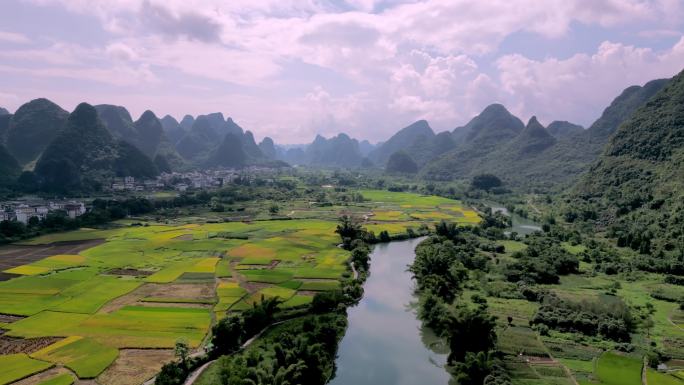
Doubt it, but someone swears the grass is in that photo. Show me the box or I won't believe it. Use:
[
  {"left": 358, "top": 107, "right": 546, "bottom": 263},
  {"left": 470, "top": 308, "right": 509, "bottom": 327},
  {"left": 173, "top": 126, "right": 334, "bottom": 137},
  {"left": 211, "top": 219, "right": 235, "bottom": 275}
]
[
  {"left": 77, "top": 306, "right": 211, "bottom": 348},
  {"left": 558, "top": 358, "right": 595, "bottom": 374},
  {"left": 299, "top": 280, "right": 340, "bottom": 291},
  {"left": 0, "top": 353, "right": 53, "bottom": 385},
  {"left": 37, "top": 373, "right": 75, "bottom": 385},
  {"left": 646, "top": 369, "right": 684, "bottom": 385},
  {"left": 281, "top": 295, "right": 313, "bottom": 308},
  {"left": 3, "top": 265, "right": 51, "bottom": 275},
  {"left": 31, "top": 336, "right": 118, "bottom": 378},
  {"left": 241, "top": 269, "right": 293, "bottom": 283},
  {"left": 595, "top": 352, "right": 642, "bottom": 385},
  {"left": 50, "top": 277, "right": 141, "bottom": 314}
]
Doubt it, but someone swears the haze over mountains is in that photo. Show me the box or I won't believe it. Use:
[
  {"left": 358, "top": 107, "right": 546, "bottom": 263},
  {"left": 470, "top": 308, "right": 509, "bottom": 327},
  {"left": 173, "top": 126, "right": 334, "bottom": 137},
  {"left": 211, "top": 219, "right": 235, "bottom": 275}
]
[{"left": 0, "top": 70, "right": 678, "bottom": 194}]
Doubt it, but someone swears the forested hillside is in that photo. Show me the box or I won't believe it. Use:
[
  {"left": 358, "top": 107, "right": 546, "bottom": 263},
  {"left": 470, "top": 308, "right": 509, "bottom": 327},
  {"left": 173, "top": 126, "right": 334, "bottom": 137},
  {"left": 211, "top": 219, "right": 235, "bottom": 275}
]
[
  {"left": 35, "top": 103, "right": 158, "bottom": 193},
  {"left": 571, "top": 69, "right": 684, "bottom": 266}
]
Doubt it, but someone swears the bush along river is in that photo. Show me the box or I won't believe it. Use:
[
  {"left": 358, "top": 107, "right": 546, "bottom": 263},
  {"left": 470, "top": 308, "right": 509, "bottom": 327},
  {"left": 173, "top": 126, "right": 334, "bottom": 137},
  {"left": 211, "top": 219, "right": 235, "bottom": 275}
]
[{"left": 329, "top": 237, "right": 451, "bottom": 385}]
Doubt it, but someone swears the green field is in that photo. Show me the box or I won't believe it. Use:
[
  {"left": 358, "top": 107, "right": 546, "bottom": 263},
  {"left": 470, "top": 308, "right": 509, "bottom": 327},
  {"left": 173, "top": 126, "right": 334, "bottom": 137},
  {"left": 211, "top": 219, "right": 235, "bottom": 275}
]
[
  {"left": 37, "top": 373, "right": 75, "bottom": 385},
  {"left": 594, "top": 352, "right": 642, "bottom": 385},
  {"left": 0, "top": 354, "right": 53, "bottom": 385},
  {"left": 31, "top": 336, "right": 118, "bottom": 378},
  {"left": 0, "top": 190, "right": 480, "bottom": 384}
]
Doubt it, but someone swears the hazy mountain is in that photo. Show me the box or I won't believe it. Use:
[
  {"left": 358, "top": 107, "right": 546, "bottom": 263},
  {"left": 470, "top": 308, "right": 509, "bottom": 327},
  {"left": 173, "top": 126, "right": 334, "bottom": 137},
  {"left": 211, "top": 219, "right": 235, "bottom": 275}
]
[
  {"left": 507, "top": 116, "right": 556, "bottom": 157},
  {"left": 160, "top": 115, "right": 186, "bottom": 145},
  {"left": 241, "top": 131, "right": 264, "bottom": 161},
  {"left": 258, "top": 137, "right": 277, "bottom": 159},
  {"left": 0, "top": 143, "right": 20, "bottom": 186},
  {"left": 421, "top": 104, "right": 524, "bottom": 180},
  {"left": 0, "top": 107, "right": 9, "bottom": 115},
  {"left": 421, "top": 78, "right": 668, "bottom": 188},
  {"left": 206, "top": 132, "right": 248, "bottom": 168},
  {"left": 358, "top": 140, "right": 375, "bottom": 157},
  {"left": 406, "top": 130, "right": 457, "bottom": 166},
  {"left": 278, "top": 147, "right": 307, "bottom": 165},
  {"left": 225, "top": 117, "right": 244, "bottom": 136},
  {"left": 369, "top": 120, "right": 434, "bottom": 166},
  {"left": 134, "top": 110, "right": 167, "bottom": 157},
  {"left": 386, "top": 151, "right": 418, "bottom": 174},
  {"left": 179, "top": 115, "right": 195, "bottom": 131},
  {"left": 176, "top": 116, "right": 221, "bottom": 161},
  {"left": 0, "top": 114, "right": 11, "bottom": 143},
  {"left": 587, "top": 79, "right": 669, "bottom": 140},
  {"left": 134, "top": 111, "right": 185, "bottom": 170},
  {"left": 94, "top": 104, "right": 137, "bottom": 140},
  {"left": 310, "top": 134, "right": 363, "bottom": 167},
  {"left": 6, "top": 98, "right": 68, "bottom": 165},
  {"left": 95, "top": 106, "right": 182, "bottom": 171},
  {"left": 35, "top": 103, "right": 157, "bottom": 193},
  {"left": 571, "top": 69, "right": 684, "bottom": 256},
  {"left": 546, "top": 121, "right": 584, "bottom": 138}
]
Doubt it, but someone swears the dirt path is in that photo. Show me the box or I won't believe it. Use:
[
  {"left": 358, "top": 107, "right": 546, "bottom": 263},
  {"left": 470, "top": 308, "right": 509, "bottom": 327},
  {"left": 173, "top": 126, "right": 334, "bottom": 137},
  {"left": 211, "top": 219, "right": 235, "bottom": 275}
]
[
  {"left": 642, "top": 356, "right": 648, "bottom": 385},
  {"left": 349, "top": 262, "right": 358, "bottom": 280},
  {"left": 526, "top": 198, "right": 542, "bottom": 215},
  {"left": 150, "top": 320, "right": 289, "bottom": 385},
  {"left": 536, "top": 334, "right": 580, "bottom": 385}
]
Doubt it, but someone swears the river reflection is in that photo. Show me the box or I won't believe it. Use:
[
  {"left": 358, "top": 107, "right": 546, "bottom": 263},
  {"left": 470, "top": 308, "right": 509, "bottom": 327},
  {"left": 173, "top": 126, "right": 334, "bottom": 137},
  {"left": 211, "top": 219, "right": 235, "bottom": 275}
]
[{"left": 329, "top": 238, "right": 451, "bottom": 385}]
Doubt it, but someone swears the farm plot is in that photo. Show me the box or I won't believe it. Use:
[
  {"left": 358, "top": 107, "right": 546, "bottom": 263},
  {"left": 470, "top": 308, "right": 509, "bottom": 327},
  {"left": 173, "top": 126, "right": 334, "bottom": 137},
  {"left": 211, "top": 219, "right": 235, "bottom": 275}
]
[
  {"left": 31, "top": 336, "right": 118, "bottom": 378},
  {"left": 75, "top": 306, "right": 211, "bottom": 348},
  {"left": 359, "top": 190, "right": 480, "bottom": 227},
  {"left": 37, "top": 373, "right": 74, "bottom": 385},
  {"left": 0, "top": 191, "right": 479, "bottom": 384},
  {"left": 591, "top": 352, "right": 642, "bottom": 385},
  {"left": 0, "top": 353, "right": 53, "bottom": 385}
]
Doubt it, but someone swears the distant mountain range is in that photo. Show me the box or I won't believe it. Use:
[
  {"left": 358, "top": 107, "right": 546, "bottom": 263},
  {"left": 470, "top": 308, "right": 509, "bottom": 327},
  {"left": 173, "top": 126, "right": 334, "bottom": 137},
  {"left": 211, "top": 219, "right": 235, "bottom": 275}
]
[
  {"left": 418, "top": 79, "right": 668, "bottom": 188},
  {"left": 0, "top": 72, "right": 674, "bottom": 193},
  {"left": 0, "top": 98, "right": 287, "bottom": 193}
]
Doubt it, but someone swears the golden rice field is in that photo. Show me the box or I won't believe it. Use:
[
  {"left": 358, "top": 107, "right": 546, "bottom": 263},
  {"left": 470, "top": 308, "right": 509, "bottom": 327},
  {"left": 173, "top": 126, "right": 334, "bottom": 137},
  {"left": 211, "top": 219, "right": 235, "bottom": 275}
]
[{"left": 0, "top": 190, "right": 479, "bottom": 384}]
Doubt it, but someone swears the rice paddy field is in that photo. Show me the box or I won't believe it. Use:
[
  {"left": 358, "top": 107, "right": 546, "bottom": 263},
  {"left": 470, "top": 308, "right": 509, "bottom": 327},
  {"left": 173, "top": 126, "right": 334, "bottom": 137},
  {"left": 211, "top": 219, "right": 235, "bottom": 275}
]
[
  {"left": 0, "top": 190, "right": 479, "bottom": 384},
  {"left": 488, "top": 268, "right": 684, "bottom": 385}
]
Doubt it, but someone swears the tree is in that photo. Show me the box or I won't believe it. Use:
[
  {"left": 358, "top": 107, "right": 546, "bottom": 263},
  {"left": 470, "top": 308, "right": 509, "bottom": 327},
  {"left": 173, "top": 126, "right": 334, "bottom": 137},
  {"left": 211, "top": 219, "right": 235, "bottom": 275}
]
[
  {"left": 471, "top": 174, "right": 502, "bottom": 191},
  {"left": 447, "top": 303, "right": 498, "bottom": 363},
  {"left": 174, "top": 338, "right": 190, "bottom": 369},
  {"left": 335, "top": 215, "right": 365, "bottom": 248},
  {"left": 269, "top": 204, "right": 280, "bottom": 214}
]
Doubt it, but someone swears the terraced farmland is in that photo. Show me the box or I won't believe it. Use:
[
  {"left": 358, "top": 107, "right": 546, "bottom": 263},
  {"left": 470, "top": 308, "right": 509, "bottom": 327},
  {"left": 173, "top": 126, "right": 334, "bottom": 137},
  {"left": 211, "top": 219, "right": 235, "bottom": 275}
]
[{"left": 0, "top": 190, "right": 479, "bottom": 384}]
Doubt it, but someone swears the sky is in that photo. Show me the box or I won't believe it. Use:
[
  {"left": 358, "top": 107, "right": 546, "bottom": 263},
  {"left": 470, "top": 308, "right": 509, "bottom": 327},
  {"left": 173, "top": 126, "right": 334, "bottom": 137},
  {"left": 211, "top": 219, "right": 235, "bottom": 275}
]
[{"left": 0, "top": 0, "right": 683, "bottom": 144}]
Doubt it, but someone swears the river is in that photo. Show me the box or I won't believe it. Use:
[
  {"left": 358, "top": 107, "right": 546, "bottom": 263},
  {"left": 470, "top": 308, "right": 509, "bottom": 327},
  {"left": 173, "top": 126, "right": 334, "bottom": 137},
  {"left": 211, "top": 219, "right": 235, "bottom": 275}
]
[
  {"left": 329, "top": 237, "right": 451, "bottom": 385},
  {"left": 329, "top": 203, "right": 542, "bottom": 384}
]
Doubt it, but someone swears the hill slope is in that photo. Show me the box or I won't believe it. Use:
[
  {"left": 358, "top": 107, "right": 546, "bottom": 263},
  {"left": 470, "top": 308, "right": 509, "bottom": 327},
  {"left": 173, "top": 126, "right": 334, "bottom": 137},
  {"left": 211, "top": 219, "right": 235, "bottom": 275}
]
[
  {"left": 571, "top": 69, "right": 684, "bottom": 259},
  {"left": 35, "top": 103, "right": 158, "bottom": 192},
  {"left": 0, "top": 143, "right": 20, "bottom": 186},
  {"left": 305, "top": 134, "right": 363, "bottom": 167},
  {"left": 421, "top": 81, "right": 668, "bottom": 188},
  {"left": 421, "top": 104, "right": 524, "bottom": 180},
  {"left": 369, "top": 120, "right": 435, "bottom": 166},
  {"left": 6, "top": 98, "right": 68, "bottom": 165}
]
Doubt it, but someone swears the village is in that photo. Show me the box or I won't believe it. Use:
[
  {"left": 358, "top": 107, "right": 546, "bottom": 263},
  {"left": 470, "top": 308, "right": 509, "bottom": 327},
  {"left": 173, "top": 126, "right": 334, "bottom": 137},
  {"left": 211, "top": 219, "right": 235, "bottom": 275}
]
[{"left": 0, "top": 167, "right": 287, "bottom": 224}]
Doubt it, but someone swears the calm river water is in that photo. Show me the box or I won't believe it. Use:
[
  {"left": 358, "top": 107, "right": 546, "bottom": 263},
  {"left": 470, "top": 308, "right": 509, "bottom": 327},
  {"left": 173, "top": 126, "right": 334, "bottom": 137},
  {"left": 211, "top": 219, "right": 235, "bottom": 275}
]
[{"left": 329, "top": 237, "right": 451, "bottom": 385}]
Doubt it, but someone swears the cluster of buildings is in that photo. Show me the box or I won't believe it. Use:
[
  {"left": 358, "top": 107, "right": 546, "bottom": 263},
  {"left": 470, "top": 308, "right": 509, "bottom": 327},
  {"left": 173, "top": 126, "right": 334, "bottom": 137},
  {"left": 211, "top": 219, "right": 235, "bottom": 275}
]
[
  {"left": 1, "top": 201, "right": 86, "bottom": 224},
  {"left": 110, "top": 176, "right": 164, "bottom": 192},
  {"left": 109, "top": 167, "right": 279, "bottom": 193}
]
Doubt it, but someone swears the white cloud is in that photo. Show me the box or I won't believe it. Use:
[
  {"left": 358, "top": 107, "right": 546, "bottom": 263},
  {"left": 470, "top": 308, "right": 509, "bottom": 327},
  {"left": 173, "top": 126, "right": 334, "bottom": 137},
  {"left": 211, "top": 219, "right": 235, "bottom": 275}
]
[
  {"left": 496, "top": 37, "right": 684, "bottom": 125},
  {"left": 6, "top": 0, "right": 684, "bottom": 142},
  {"left": 0, "top": 30, "right": 30, "bottom": 44}
]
